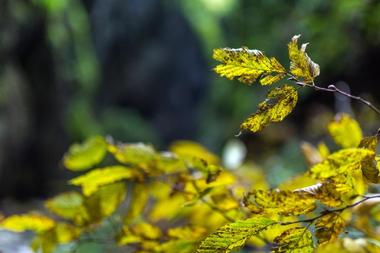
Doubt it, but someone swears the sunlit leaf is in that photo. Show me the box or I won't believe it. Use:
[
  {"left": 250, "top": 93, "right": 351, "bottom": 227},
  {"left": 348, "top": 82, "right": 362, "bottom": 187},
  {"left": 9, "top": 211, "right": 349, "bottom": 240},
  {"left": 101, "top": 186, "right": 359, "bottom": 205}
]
[
  {"left": 197, "top": 217, "right": 275, "bottom": 253},
  {"left": 309, "top": 148, "right": 375, "bottom": 180},
  {"left": 243, "top": 189, "right": 316, "bottom": 216},
  {"left": 0, "top": 213, "right": 55, "bottom": 233},
  {"left": 315, "top": 213, "right": 345, "bottom": 245},
  {"left": 240, "top": 85, "right": 298, "bottom": 133},
  {"left": 70, "top": 165, "right": 139, "bottom": 196},
  {"left": 170, "top": 140, "right": 219, "bottom": 166},
  {"left": 63, "top": 136, "right": 107, "bottom": 171},
  {"left": 272, "top": 227, "right": 314, "bottom": 253},
  {"left": 288, "top": 34, "right": 320, "bottom": 83},
  {"left": 45, "top": 192, "right": 89, "bottom": 225},
  {"left": 213, "top": 47, "right": 286, "bottom": 85},
  {"left": 328, "top": 113, "right": 363, "bottom": 148}
]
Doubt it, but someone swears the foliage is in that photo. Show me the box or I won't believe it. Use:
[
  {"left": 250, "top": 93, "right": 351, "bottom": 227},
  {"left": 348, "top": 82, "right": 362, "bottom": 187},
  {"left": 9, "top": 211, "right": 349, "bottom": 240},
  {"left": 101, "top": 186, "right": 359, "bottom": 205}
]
[{"left": 2, "top": 35, "right": 380, "bottom": 253}]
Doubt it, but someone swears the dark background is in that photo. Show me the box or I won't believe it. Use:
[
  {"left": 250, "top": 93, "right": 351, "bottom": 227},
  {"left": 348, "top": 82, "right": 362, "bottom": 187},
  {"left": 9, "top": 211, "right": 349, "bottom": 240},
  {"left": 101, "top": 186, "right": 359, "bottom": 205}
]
[{"left": 1, "top": 0, "right": 380, "bottom": 200}]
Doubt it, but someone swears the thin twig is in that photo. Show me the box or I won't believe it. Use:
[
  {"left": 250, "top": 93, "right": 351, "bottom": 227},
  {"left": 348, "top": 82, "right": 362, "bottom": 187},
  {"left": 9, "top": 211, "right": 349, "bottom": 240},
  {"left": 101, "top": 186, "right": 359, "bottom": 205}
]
[
  {"left": 280, "top": 194, "right": 380, "bottom": 226},
  {"left": 288, "top": 75, "right": 380, "bottom": 116}
]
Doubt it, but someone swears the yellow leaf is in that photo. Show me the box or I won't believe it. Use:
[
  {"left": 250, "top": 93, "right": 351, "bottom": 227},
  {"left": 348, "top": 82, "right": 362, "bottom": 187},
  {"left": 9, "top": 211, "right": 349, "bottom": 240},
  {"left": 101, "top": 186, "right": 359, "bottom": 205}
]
[
  {"left": 240, "top": 85, "right": 298, "bottom": 133},
  {"left": 170, "top": 140, "right": 219, "bottom": 165},
  {"left": 328, "top": 113, "right": 363, "bottom": 148},
  {"left": 0, "top": 213, "right": 55, "bottom": 233},
  {"left": 197, "top": 217, "right": 275, "bottom": 253},
  {"left": 213, "top": 47, "right": 286, "bottom": 85},
  {"left": 243, "top": 189, "right": 316, "bottom": 216},
  {"left": 63, "top": 136, "right": 107, "bottom": 171},
  {"left": 84, "top": 182, "right": 126, "bottom": 219},
  {"left": 288, "top": 34, "right": 320, "bottom": 83},
  {"left": 45, "top": 192, "right": 89, "bottom": 225},
  {"left": 70, "top": 165, "right": 139, "bottom": 196},
  {"left": 167, "top": 226, "right": 207, "bottom": 241},
  {"left": 108, "top": 143, "right": 156, "bottom": 168},
  {"left": 272, "top": 227, "right": 314, "bottom": 253},
  {"left": 300, "top": 142, "right": 323, "bottom": 166},
  {"left": 315, "top": 213, "right": 346, "bottom": 245},
  {"left": 309, "top": 148, "right": 375, "bottom": 180}
]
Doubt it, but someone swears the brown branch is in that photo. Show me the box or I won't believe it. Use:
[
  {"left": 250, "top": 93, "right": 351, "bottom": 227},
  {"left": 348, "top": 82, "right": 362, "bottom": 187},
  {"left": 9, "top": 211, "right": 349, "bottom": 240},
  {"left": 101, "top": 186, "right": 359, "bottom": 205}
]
[
  {"left": 288, "top": 75, "right": 380, "bottom": 116},
  {"left": 280, "top": 194, "right": 380, "bottom": 226}
]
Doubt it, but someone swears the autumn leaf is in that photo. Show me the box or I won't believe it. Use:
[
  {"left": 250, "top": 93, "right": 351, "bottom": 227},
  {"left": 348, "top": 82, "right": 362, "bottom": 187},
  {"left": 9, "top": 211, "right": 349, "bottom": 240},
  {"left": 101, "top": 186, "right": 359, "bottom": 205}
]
[
  {"left": 197, "top": 217, "right": 275, "bottom": 253},
  {"left": 63, "top": 136, "right": 107, "bottom": 171},
  {"left": 213, "top": 47, "right": 286, "bottom": 85},
  {"left": 328, "top": 113, "right": 363, "bottom": 148},
  {"left": 288, "top": 34, "right": 320, "bottom": 83},
  {"left": 243, "top": 189, "right": 316, "bottom": 216},
  {"left": 272, "top": 227, "right": 314, "bottom": 253},
  {"left": 0, "top": 214, "right": 55, "bottom": 233},
  {"left": 315, "top": 213, "right": 345, "bottom": 245},
  {"left": 240, "top": 85, "right": 298, "bottom": 133},
  {"left": 69, "top": 165, "right": 140, "bottom": 196}
]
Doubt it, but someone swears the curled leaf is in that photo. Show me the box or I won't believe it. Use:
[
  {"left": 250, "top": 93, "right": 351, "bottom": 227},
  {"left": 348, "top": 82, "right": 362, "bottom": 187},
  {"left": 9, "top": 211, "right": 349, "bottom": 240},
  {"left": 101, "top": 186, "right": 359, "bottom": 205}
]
[{"left": 288, "top": 34, "right": 320, "bottom": 83}]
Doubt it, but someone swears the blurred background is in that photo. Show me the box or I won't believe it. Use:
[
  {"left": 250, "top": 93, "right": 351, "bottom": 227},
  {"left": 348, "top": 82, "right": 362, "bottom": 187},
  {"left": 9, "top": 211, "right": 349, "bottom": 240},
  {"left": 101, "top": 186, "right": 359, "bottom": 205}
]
[{"left": 1, "top": 0, "right": 380, "bottom": 203}]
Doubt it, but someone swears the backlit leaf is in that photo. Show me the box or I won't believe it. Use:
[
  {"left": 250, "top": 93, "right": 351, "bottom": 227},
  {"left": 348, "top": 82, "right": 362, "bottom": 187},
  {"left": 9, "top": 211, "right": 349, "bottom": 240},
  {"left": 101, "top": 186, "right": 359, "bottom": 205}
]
[
  {"left": 63, "top": 136, "right": 107, "bottom": 171},
  {"left": 240, "top": 85, "right": 298, "bottom": 133},
  {"left": 197, "top": 217, "right": 275, "bottom": 253},
  {"left": 213, "top": 47, "right": 286, "bottom": 85},
  {"left": 170, "top": 140, "right": 219, "bottom": 165},
  {"left": 69, "top": 165, "right": 139, "bottom": 196},
  {"left": 309, "top": 148, "right": 375, "bottom": 180},
  {"left": 315, "top": 213, "right": 345, "bottom": 245},
  {"left": 272, "top": 227, "right": 314, "bottom": 253},
  {"left": 328, "top": 113, "right": 363, "bottom": 148},
  {"left": 288, "top": 35, "right": 320, "bottom": 83},
  {"left": 0, "top": 214, "right": 55, "bottom": 233},
  {"left": 243, "top": 189, "right": 316, "bottom": 216}
]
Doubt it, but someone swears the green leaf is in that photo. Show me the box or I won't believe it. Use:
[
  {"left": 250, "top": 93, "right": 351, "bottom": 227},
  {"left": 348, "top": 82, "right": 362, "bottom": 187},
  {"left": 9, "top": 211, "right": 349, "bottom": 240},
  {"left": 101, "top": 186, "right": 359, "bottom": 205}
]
[
  {"left": 213, "top": 47, "right": 286, "bottom": 85},
  {"left": 288, "top": 34, "right": 320, "bottom": 83},
  {"left": 328, "top": 113, "right": 363, "bottom": 148},
  {"left": 272, "top": 227, "right": 314, "bottom": 253},
  {"left": 243, "top": 189, "right": 316, "bottom": 216},
  {"left": 196, "top": 217, "right": 275, "bottom": 253},
  {"left": 63, "top": 136, "right": 107, "bottom": 171},
  {"left": 240, "top": 85, "right": 298, "bottom": 133},
  {"left": 69, "top": 165, "right": 140, "bottom": 196}
]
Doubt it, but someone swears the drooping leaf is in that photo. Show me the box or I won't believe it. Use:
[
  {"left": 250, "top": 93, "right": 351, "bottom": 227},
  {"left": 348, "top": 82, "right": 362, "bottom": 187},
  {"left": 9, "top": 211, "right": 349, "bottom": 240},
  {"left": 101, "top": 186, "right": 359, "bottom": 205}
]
[
  {"left": 45, "top": 192, "right": 89, "bottom": 225},
  {"left": 309, "top": 148, "right": 375, "bottom": 180},
  {"left": 196, "top": 217, "right": 275, "bottom": 253},
  {"left": 63, "top": 136, "right": 107, "bottom": 171},
  {"left": 0, "top": 213, "right": 55, "bottom": 233},
  {"left": 243, "top": 189, "right": 316, "bottom": 216},
  {"left": 213, "top": 47, "right": 286, "bottom": 85},
  {"left": 359, "top": 134, "right": 380, "bottom": 183},
  {"left": 84, "top": 182, "right": 126, "bottom": 220},
  {"left": 288, "top": 34, "right": 320, "bottom": 83},
  {"left": 272, "top": 227, "right": 314, "bottom": 253},
  {"left": 315, "top": 213, "right": 345, "bottom": 245},
  {"left": 328, "top": 113, "right": 363, "bottom": 148},
  {"left": 69, "top": 165, "right": 140, "bottom": 196},
  {"left": 240, "top": 85, "right": 298, "bottom": 133}
]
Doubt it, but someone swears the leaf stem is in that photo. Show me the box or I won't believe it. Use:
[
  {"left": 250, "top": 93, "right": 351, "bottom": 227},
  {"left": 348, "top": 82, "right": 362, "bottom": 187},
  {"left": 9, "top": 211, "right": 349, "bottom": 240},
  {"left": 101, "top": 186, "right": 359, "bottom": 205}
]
[{"left": 288, "top": 75, "right": 380, "bottom": 116}]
